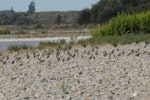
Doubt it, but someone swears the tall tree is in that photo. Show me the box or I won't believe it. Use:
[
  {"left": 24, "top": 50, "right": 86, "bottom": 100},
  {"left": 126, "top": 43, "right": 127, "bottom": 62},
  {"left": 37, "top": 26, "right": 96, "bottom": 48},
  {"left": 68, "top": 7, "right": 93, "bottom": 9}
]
[
  {"left": 56, "top": 15, "right": 62, "bottom": 25},
  {"left": 90, "top": 0, "right": 150, "bottom": 24},
  {"left": 78, "top": 8, "right": 91, "bottom": 25},
  {"left": 27, "top": 1, "right": 35, "bottom": 14},
  {"left": 11, "top": 7, "right": 15, "bottom": 13}
]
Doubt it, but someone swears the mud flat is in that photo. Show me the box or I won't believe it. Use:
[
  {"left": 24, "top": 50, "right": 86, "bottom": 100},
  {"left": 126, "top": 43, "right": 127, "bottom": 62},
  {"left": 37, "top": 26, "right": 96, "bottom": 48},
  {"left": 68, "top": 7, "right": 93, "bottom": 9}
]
[{"left": 0, "top": 42, "right": 150, "bottom": 100}]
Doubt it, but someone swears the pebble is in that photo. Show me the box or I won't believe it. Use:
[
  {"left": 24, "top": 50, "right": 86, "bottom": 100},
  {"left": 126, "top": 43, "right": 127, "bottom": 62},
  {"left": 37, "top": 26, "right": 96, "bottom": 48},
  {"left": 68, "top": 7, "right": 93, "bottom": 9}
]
[
  {"left": 0, "top": 42, "right": 150, "bottom": 100},
  {"left": 0, "top": 93, "right": 4, "bottom": 99},
  {"left": 133, "top": 92, "right": 138, "bottom": 97}
]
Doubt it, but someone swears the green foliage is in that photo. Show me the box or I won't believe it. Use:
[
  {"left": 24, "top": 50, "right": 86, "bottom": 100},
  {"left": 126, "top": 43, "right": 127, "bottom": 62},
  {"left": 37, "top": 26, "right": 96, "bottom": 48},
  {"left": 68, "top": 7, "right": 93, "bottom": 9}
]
[
  {"left": 0, "top": 11, "right": 79, "bottom": 25},
  {"left": 39, "top": 42, "right": 58, "bottom": 49},
  {"left": 93, "top": 10, "right": 150, "bottom": 37},
  {"left": 88, "top": 34, "right": 150, "bottom": 46},
  {"left": 39, "top": 40, "right": 73, "bottom": 51},
  {"left": 77, "top": 0, "right": 150, "bottom": 24},
  {"left": 90, "top": 0, "right": 150, "bottom": 24},
  {"left": 140, "top": 11, "right": 150, "bottom": 33},
  {"left": 0, "top": 12, "right": 35, "bottom": 25},
  {"left": 0, "top": 30, "right": 11, "bottom": 35},
  {"left": 61, "top": 81, "right": 67, "bottom": 94},
  {"left": 90, "top": 2, "right": 100, "bottom": 23},
  {"left": 35, "top": 23, "right": 43, "bottom": 29},
  {"left": 8, "top": 45, "right": 20, "bottom": 52},
  {"left": 14, "top": 30, "right": 26, "bottom": 34},
  {"left": 78, "top": 40, "right": 87, "bottom": 48},
  {"left": 56, "top": 15, "right": 62, "bottom": 25},
  {"left": 78, "top": 8, "right": 91, "bottom": 25},
  {"left": 56, "top": 42, "right": 73, "bottom": 51},
  {"left": 8, "top": 44, "right": 31, "bottom": 52},
  {"left": 27, "top": 1, "right": 36, "bottom": 14}
]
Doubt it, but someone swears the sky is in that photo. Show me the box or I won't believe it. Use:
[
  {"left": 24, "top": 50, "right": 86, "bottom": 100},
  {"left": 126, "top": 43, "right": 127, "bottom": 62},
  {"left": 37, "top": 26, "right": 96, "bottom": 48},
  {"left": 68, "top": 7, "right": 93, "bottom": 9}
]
[{"left": 0, "top": 0, "right": 99, "bottom": 12}]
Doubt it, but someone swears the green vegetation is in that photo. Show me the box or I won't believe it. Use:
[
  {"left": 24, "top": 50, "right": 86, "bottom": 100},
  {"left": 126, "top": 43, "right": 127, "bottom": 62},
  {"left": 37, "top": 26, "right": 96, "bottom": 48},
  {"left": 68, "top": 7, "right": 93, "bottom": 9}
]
[
  {"left": 7, "top": 33, "right": 150, "bottom": 52},
  {"left": 89, "top": 10, "right": 150, "bottom": 46},
  {"left": 0, "top": 30, "right": 10, "bottom": 35},
  {"left": 0, "top": 0, "right": 79, "bottom": 26},
  {"left": 6, "top": 10, "right": 150, "bottom": 52},
  {"left": 78, "top": 39, "right": 87, "bottom": 48},
  {"left": 56, "top": 15, "right": 62, "bottom": 25},
  {"left": 93, "top": 10, "right": 150, "bottom": 37},
  {"left": 61, "top": 81, "right": 67, "bottom": 94},
  {"left": 0, "top": 11, "right": 79, "bottom": 25},
  {"left": 0, "top": 0, "right": 150, "bottom": 26},
  {"left": 8, "top": 44, "right": 32, "bottom": 52},
  {"left": 80, "top": 34, "right": 150, "bottom": 46},
  {"left": 79, "top": 0, "right": 150, "bottom": 24},
  {"left": 38, "top": 33, "right": 150, "bottom": 50},
  {"left": 78, "top": 8, "right": 91, "bottom": 25},
  {"left": 1, "top": 0, "right": 149, "bottom": 52},
  {"left": 27, "top": 1, "right": 36, "bottom": 14},
  {"left": 38, "top": 40, "right": 73, "bottom": 51}
]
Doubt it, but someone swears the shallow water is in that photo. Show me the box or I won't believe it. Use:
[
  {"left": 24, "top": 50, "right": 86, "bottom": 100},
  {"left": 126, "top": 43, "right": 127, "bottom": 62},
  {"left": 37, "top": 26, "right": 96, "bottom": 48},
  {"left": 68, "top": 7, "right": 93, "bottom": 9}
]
[{"left": 0, "top": 36, "right": 91, "bottom": 51}]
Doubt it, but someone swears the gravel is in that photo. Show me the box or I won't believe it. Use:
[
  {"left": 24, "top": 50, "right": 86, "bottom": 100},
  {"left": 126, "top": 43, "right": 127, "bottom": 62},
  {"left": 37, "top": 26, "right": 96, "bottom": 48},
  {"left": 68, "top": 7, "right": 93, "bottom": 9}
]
[{"left": 0, "top": 42, "right": 150, "bottom": 100}]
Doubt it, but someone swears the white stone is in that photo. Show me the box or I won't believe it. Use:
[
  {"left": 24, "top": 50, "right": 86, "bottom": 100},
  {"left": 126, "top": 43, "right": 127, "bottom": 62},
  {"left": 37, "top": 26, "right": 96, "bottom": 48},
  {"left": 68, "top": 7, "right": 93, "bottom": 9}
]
[{"left": 133, "top": 92, "right": 138, "bottom": 97}]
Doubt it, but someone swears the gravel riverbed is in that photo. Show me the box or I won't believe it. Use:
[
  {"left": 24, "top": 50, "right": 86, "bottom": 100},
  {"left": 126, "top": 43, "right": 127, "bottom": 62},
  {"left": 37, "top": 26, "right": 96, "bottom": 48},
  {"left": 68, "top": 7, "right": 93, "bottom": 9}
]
[{"left": 0, "top": 42, "right": 150, "bottom": 100}]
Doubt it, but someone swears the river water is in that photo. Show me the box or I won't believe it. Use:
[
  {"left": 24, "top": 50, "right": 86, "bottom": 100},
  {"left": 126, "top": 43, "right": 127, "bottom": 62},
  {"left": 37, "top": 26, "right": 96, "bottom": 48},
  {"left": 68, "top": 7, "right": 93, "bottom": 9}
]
[{"left": 0, "top": 36, "right": 91, "bottom": 51}]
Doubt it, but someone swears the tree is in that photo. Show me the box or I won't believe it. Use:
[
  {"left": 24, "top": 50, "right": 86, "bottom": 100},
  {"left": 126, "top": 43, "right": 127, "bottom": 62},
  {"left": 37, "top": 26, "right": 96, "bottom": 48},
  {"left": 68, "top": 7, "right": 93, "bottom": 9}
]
[
  {"left": 90, "top": 0, "right": 150, "bottom": 24},
  {"left": 90, "top": 2, "right": 100, "bottom": 23},
  {"left": 78, "top": 8, "right": 91, "bottom": 25},
  {"left": 56, "top": 15, "right": 62, "bottom": 25},
  {"left": 11, "top": 7, "right": 15, "bottom": 13},
  {"left": 27, "top": 1, "right": 35, "bottom": 14}
]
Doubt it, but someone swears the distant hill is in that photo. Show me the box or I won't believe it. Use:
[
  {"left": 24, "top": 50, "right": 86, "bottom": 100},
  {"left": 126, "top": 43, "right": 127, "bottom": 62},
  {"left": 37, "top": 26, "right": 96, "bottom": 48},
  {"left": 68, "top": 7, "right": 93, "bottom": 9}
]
[{"left": 0, "top": 10, "right": 80, "bottom": 25}]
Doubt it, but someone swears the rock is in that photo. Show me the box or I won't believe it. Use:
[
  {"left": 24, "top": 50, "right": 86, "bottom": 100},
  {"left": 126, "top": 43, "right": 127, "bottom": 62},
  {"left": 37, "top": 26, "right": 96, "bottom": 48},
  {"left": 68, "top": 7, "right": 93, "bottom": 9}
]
[
  {"left": 103, "top": 51, "right": 107, "bottom": 56},
  {"left": 0, "top": 42, "right": 149, "bottom": 99},
  {"left": 133, "top": 92, "right": 138, "bottom": 97},
  {"left": 79, "top": 71, "right": 83, "bottom": 75},
  {"left": 0, "top": 93, "right": 4, "bottom": 99}
]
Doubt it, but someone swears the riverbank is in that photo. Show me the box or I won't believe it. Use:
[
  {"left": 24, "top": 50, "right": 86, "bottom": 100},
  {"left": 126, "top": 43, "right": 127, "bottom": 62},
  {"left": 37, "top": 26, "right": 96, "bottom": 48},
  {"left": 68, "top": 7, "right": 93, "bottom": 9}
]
[
  {"left": 0, "top": 29, "right": 91, "bottom": 39},
  {"left": 0, "top": 36, "right": 92, "bottom": 51},
  {"left": 0, "top": 42, "right": 150, "bottom": 100}
]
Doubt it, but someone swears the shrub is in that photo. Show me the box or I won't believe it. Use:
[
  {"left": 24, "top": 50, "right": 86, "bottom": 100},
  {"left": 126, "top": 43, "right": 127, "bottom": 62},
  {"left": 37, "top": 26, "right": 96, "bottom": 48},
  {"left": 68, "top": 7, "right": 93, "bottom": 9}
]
[
  {"left": 35, "top": 23, "right": 43, "bottom": 29},
  {"left": 8, "top": 44, "right": 31, "bottom": 52},
  {"left": 140, "top": 11, "right": 150, "bottom": 33},
  {"left": 78, "top": 40, "right": 87, "bottom": 48},
  {"left": 8, "top": 45, "right": 20, "bottom": 52},
  {"left": 93, "top": 10, "right": 150, "bottom": 37},
  {"left": 39, "top": 41, "right": 73, "bottom": 51},
  {"left": 0, "top": 30, "right": 11, "bottom": 35}
]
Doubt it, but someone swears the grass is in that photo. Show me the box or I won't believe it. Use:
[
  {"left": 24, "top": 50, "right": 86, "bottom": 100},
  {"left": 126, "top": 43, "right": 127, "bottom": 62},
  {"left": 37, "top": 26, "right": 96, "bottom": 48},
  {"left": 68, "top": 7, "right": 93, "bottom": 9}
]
[
  {"left": 39, "top": 33, "right": 150, "bottom": 50},
  {"left": 77, "top": 33, "right": 150, "bottom": 47},
  {"left": 0, "top": 30, "right": 11, "bottom": 35},
  {"left": 61, "top": 82, "right": 66, "bottom": 93},
  {"left": 5, "top": 10, "right": 150, "bottom": 52},
  {"left": 38, "top": 40, "right": 73, "bottom": 51},
  {"left": 93, "top": 10, "right": 150, "bottom": 37},
  {"left": 90, "top": 10, "right": 150, "bottom": 47},
  {"left": 61, "top": 81, "right": 69, "bottom": 94},
  {"left": 7, "top": 33, "right": 150, "bottom": 52},
  {"left": 8, "top": 44, "right": 32, "bottom": 52}
]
